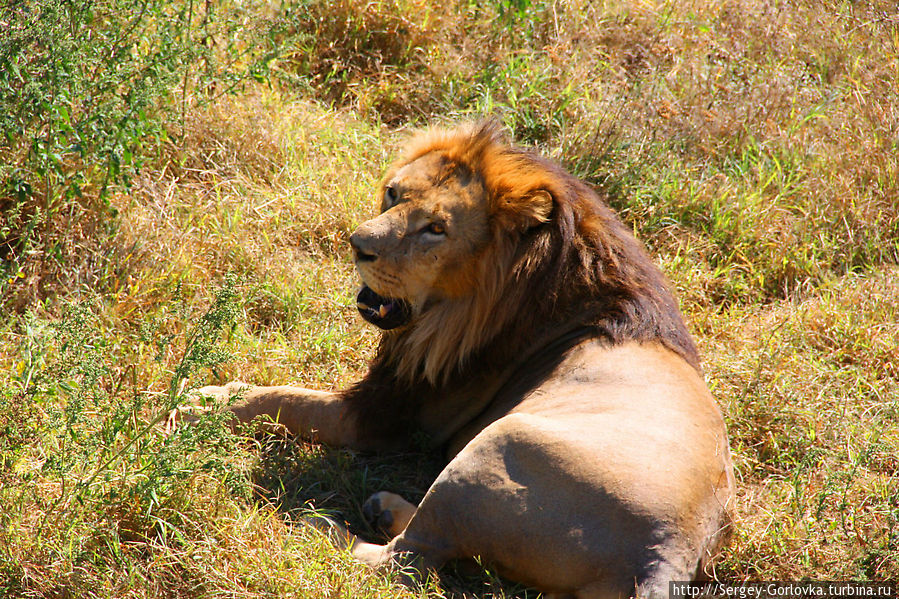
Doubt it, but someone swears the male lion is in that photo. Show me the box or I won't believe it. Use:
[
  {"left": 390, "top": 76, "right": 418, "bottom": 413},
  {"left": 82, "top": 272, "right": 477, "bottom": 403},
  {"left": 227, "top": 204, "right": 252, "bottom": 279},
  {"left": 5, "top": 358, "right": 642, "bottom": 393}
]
[{"left": 197, "top": 122, "right": 735, "bottom": 598}]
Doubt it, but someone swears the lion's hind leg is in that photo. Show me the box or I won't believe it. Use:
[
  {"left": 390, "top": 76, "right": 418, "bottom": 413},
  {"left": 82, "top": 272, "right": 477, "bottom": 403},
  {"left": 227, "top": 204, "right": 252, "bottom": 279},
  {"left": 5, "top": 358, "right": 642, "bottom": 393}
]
[
  {"left": 301, "top": 509, "right": 447, "bottom": 589},
  {"left": 301, "top": 512, "right": 393, "bottom": 568},
  {"left": 363, "top": 491, "right": 417, "bottom": 538}
]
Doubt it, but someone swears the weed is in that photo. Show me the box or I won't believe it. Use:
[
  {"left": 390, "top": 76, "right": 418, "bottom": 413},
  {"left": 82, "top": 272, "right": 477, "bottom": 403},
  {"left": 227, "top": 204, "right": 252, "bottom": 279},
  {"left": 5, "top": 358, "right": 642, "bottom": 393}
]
[
  {"left": 0, "top": 277, "right": 256, "bottom": 594},
  {"left": 0, "top": 0, "right": 287, "bottom": 310}
]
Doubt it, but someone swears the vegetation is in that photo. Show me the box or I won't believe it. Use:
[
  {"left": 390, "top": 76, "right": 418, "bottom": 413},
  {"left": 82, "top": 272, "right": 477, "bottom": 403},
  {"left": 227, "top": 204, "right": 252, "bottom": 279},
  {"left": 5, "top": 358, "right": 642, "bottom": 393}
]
[{"left": 1, "top": 0, "right": 897, "bottom": 596}]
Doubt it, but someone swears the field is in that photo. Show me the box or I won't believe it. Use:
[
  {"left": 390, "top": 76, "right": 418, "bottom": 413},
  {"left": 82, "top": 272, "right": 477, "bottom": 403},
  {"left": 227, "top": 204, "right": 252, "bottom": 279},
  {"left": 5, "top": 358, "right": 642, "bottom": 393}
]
[{"left": 1, "top": 0, "right": 897, "bottom": 596}]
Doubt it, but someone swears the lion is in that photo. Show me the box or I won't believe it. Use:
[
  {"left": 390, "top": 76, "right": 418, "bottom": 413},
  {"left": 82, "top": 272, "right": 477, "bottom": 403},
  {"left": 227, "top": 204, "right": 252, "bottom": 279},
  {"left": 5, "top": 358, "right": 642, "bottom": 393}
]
[{"left": 195, "top": 121, "right": 735, "bottom": 598}]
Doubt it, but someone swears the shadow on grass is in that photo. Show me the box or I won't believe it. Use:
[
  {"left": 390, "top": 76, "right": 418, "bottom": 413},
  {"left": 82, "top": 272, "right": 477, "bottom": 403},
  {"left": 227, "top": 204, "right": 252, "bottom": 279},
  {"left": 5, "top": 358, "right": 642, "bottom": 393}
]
[{"left": 250, "top": 435, "right": 543, "bottom": 598}]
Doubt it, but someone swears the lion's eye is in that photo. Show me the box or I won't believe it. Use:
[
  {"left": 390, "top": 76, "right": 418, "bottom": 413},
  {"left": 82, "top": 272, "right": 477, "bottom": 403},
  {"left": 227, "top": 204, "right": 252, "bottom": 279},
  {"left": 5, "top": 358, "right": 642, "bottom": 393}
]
[
  {"left": 384, "top": 186, "right": 398, "bottom": 207},
  {"left": 425, "top": 222, "right": 446, "bottom": 236}
]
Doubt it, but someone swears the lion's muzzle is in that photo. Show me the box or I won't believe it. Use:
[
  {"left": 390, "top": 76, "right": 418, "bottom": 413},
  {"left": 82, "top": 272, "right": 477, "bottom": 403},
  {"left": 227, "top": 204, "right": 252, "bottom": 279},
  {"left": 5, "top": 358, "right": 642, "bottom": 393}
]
[
  {"left": 350, "top": 216, "right": 414, "bottom": 330},
  {"left": 349, "top": 214, "right": 399, "bottom": 263},
  {"left": 356, "top": 285, "right": 411, "bottom": 330}
]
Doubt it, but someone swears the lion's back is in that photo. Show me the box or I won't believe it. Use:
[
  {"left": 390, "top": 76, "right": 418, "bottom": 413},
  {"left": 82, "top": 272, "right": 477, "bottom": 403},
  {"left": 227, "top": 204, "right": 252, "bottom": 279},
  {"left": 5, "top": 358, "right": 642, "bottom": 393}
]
[{"left": 429, "top": 339, "right": 734, "bottom": 587}]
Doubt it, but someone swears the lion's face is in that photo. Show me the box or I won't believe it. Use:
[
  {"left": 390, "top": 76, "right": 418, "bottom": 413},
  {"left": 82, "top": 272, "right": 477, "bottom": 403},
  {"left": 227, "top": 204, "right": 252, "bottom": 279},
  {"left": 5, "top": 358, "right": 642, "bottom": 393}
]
[{"left": 350, "top": 152, "right": 491, "bottom": 330}]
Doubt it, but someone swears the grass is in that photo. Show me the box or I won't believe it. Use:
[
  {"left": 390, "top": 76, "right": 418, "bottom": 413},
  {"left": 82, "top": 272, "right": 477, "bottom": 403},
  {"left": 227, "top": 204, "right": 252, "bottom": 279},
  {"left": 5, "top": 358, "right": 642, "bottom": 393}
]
[{"left": 1, "top": 0, "right": 898, "bottom": 596}]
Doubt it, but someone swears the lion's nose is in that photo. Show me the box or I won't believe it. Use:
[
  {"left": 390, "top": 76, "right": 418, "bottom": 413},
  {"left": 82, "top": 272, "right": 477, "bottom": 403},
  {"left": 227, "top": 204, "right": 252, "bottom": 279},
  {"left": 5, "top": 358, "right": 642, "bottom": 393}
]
[{"left": 350, "top": 231, "right": 378, "bottom": 262}]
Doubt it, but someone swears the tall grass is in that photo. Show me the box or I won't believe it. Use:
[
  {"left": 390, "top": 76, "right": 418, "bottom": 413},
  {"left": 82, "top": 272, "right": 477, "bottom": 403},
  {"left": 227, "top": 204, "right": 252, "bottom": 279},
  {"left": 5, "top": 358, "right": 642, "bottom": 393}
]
[
  {"left": 0, "top": 0, "right": 285, "bottom": 310},
  {"left": 1, "top": 0, "right": 897, "bottom": 596}
]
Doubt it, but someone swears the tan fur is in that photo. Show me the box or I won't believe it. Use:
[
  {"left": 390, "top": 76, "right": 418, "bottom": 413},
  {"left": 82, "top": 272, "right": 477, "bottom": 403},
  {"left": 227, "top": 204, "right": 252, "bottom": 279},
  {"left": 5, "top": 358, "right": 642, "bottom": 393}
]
[{"left": 193, "top": 122, "right": 735, "bottom": 598}]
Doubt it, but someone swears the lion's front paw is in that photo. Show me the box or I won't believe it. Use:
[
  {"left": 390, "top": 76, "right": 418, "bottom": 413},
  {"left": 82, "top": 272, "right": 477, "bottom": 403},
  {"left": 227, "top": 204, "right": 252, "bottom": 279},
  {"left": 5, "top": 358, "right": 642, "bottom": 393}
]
[
  {"left": 164, "top": 403, "right": 213, "bottom": 434},
  {"left": 362, "top": 491, "right": 417, "bottom": 538},
  {"left": 163, "top": 381, "right": 250, "bottom": 434},
  {"left": 193, "top": 381, "right": 251, "bottom": 403}
]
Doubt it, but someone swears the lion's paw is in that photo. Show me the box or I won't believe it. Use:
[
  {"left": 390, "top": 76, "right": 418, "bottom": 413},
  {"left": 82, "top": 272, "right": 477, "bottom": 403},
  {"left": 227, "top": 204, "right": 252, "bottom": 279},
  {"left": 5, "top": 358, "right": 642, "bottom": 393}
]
[
  {"left": 362, "top": 491, "right": 417, "bottom": 538},
  {"left": 164, "top": 403, "right": 212, "bottom": 434},
  {"left": 163, "top": 381, "right": 250, "bottom": 434},
  {"left": 192, "top": 381, "right": 251, "bottom": 403}
]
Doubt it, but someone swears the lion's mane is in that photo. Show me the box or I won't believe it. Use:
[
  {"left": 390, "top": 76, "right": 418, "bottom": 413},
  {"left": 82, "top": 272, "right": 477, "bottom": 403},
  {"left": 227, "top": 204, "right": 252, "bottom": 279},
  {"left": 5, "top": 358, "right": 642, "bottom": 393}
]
[{"left": 342, "top": 121, "right": 699, "bottom": 442}]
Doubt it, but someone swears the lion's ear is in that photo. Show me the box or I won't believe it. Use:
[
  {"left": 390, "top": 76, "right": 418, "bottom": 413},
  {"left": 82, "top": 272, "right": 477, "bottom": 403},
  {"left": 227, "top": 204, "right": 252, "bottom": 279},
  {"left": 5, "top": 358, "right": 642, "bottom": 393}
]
[
  {"left": 499, "top": 189, "right": 553, "bottom": 232},
  {"left": 525, "top": 189, "right": 553, "bottom": 225}
]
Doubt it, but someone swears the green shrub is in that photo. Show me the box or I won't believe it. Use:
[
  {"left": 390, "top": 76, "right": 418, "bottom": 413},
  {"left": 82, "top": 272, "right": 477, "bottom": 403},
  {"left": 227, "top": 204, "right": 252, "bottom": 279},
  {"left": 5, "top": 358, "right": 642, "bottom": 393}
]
[
  {"left": 0, "top": 0, "right": 284, "bottom": 306},
  {"left": 0, "top": 276, "right": 248, "bottom": 592}
]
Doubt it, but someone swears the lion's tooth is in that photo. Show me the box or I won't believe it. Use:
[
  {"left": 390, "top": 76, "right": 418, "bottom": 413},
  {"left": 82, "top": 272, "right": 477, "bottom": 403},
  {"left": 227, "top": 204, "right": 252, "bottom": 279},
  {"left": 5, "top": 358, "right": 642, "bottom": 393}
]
[
  {"left": 378, "top": 304, "right": 389, "bottom": 318},
  {"left": 357, "top": 301, "right": 371, "bottom": 310}
]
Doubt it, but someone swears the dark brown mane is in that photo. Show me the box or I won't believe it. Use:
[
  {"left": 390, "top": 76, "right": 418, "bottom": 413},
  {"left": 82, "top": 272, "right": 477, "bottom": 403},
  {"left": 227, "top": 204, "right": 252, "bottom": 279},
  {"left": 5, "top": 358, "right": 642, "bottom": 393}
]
[{"left": 342, "top": 121, "right": 700, "bottom": 446}]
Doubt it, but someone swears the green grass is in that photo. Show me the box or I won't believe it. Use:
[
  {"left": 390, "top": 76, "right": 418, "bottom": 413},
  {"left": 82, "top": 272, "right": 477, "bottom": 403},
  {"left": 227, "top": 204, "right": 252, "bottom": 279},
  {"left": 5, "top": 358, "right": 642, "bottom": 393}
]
[{"left": 1, "top": 0, "right": 898, "bottom": 596}]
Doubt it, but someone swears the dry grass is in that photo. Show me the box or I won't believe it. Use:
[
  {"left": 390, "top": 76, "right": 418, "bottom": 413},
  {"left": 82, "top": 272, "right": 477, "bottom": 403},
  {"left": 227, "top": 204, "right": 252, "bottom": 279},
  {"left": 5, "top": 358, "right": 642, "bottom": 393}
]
[
  {"left": 2, "top": 0, "right": 898, "bottom": 596},
  {"left": 701, "top": 268, "right": 899, "bottom": 578},
  {"left": 112, "top": 91, "right": 392, "bottom": 389},
  {"left": 279, "top": 0, "right": 899, "bottom": 300}
]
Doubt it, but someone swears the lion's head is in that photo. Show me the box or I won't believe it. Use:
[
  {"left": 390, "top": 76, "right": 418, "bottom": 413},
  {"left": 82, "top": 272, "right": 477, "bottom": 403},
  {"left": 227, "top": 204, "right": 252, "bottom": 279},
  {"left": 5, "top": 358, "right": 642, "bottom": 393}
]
[
  {"left": 349, "top": 129, "right": 551, "bottom": 328},
  {"left": 350, "top": 121, "right": 699, "bottom": 385},
  {"left": 350, "top": 149, "right": 504, "bottom": 330}
]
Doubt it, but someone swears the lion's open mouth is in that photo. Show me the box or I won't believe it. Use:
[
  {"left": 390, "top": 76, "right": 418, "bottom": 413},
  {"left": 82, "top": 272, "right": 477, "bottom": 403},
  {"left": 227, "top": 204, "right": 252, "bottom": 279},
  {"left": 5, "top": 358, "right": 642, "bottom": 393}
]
[{"left": 356, "top": 285, "right": 412, "bottom": 330}]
